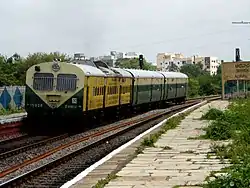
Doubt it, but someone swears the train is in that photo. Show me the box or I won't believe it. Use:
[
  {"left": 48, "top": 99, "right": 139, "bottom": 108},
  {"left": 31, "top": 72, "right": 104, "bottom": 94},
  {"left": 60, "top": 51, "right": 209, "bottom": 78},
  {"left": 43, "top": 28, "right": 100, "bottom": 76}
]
[{"left": 24, "top": 59, "right": 188, "bottom": 132}]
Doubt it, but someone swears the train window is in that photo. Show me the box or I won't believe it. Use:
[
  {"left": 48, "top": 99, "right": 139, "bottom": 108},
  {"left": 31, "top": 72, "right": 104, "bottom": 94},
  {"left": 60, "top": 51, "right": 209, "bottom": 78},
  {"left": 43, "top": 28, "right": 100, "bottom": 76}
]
[
  {"left": 56, "top": 74, "right": 77, "bottom": 91},
  {"left": 33, "top": 73, "right": 54, "bottom": 91}
]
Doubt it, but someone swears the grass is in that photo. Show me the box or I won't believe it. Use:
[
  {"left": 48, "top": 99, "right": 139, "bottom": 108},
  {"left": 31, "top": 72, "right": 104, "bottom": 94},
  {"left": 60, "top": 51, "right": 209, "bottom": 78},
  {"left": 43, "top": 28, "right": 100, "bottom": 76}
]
[
  {"left": 201, "top": 98, "right": 250, "bottom": 188},
  {"left": 0, "top": 108, "right": 25, "bottom": 116},
  {"left": 141, "top": 113, "right": 187, "bottom": 147},
  {"left": 93, "top": 174, "right": 118, "bottom": 188},
  {"left": 201, "top": 107, "right": 224, "bottom": 120}
]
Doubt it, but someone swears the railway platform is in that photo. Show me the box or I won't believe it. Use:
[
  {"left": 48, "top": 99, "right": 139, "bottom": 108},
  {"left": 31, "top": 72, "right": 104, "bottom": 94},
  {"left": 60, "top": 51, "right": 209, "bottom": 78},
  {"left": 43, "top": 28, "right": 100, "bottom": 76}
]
[
  {"left": 62, "top": 100, "right": 230, "bottom": 188},
  {"left": 0, "top": 112, "right": 26, "bottom": 124}
]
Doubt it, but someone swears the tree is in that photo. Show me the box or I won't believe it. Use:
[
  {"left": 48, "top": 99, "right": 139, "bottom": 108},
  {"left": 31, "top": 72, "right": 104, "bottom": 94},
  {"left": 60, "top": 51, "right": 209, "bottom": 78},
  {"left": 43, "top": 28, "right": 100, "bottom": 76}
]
[
  {"left": 179, "top": 63, "right": 221, "bottom": 96},
  {"left": 0, "top": 52, "right": 69, "bottom": 86},
  {"left": 198, "top": 75, "right": 218, "bottom": 95},
  {"left": 180, "top": 64, "right": 207, "bottom": 78},
  {"left": 166, "top": 63, "right": 180, "bottom": 72},
  {"left": 115, "top": 58, "right": 156, "bottom": 70},
  {"left": 188, "top": 78, "right": 200, "bottom": 97}
]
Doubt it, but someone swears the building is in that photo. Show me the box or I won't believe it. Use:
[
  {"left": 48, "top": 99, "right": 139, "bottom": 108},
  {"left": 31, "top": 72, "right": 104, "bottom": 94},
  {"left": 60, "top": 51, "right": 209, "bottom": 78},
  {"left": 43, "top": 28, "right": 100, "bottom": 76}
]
[
  {"left": 123, "top": 52, "right": 140, "bottom": 59},
  {"left": 204, "top": 57, "right": 221, "bottom": 75},
  {"left": 156, "top": 53, "right": 221, "bottom": 75},
  {"left": 96, "top": 51, "right": 142, "bottom": 67}
]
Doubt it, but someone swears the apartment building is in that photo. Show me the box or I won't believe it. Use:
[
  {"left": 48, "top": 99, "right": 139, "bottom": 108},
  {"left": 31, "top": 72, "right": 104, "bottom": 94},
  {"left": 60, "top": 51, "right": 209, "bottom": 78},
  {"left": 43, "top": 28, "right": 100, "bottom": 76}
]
[
  {"left": 204, "top": 57, "right": 221, "bottom": 75},
  {"left": 156, "top": 53, "right": 221, "bottom": 75},
  {"left": 97, "top": 51, "right": 142, "bottom": 67}
]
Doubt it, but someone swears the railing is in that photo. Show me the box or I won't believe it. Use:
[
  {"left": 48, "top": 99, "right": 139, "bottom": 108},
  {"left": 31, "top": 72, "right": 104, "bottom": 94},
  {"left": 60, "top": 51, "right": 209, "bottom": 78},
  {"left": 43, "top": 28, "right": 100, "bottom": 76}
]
[{"left": 225, "top": 91, "right": 250, "bottom": 99}]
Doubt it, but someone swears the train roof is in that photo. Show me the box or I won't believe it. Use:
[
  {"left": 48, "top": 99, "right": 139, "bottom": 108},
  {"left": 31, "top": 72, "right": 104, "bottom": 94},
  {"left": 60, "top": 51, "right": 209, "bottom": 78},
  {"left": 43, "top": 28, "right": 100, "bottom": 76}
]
[
  {"left": 73, "top": 64, "right": 106, "bottom": 77},
  {"left": 111, "top": 67, "right": 133, "bottom": 78},
  {"left": 55, "top": 61, "right": 188, "bottom": 78},
  {"left": 124, "top": 69, "right": 164, "bottom": 78},
  {"left": 158, "top": 71, "right": 188, "bottom": 78}
]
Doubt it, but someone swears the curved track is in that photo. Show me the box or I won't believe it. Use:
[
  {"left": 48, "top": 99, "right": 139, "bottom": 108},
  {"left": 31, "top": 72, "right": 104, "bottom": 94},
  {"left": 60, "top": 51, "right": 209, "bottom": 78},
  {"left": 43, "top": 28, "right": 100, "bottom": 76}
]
[{"left": 0, "top": 96, "right": 220, "bottom": 187}]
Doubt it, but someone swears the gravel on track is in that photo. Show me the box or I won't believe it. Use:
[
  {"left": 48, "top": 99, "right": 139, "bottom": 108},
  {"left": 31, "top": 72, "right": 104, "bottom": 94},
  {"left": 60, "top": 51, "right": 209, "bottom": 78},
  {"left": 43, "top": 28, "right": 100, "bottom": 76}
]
[
  {"left": 0, "top": 133, "right": 25, "bottom": 143},
  {"left": 0, "top": 136, "right": 49, "bottom": 154},
  {"left": 18, "top": 109, "right": 172, "bottom": 188}
]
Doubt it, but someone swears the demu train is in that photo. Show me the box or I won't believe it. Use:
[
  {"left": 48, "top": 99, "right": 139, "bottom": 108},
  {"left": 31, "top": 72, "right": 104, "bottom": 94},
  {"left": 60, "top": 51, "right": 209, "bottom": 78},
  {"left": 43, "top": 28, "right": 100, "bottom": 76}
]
[{"left": 24, "top": 59, "right": 188, "bottom": 130}]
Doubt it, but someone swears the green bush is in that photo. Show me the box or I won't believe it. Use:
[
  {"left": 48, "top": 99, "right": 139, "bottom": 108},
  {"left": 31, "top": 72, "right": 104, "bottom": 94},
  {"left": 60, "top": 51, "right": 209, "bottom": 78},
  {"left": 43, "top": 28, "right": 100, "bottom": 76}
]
[
  {"left": 0, "top": 108, "right": 24, "bottom": 116},
  {"left": 201, "top": 108, "right": 224, "bottom": 120},
  {"left": 203, "top": 98, "right": 250, "bottom": 187},
  {"left": 203, "top": 119, "right": 233, "bottom": 140},
  {"left": 204, "top": 160, "right": 250, "bottom": 188}
]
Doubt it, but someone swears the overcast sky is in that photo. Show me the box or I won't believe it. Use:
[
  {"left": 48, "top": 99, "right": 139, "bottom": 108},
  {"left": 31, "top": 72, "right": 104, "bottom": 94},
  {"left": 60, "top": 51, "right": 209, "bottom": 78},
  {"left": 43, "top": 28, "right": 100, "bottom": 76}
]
[{"left": 0, "top": 0, "right": 249, "bottom": 62}]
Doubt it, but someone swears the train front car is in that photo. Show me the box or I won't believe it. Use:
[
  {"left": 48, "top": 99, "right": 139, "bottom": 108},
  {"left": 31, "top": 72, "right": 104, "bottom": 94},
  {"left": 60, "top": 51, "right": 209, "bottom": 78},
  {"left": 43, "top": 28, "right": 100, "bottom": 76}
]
[{"left": 24, "top": 60, "right": 85, "bottom": 132}]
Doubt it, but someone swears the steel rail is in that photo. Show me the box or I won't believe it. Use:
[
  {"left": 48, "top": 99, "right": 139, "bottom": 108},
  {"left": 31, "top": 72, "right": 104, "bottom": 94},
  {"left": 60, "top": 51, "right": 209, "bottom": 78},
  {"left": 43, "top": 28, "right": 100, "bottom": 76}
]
[{"left": 0, "top": 134, "right": 68, "bottom": 160}]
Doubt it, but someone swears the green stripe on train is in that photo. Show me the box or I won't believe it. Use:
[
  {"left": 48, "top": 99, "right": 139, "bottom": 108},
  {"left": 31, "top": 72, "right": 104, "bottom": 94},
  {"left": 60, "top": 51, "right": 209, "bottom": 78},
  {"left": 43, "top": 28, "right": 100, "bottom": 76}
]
[
  {"left": 25, "top": 85, "right": 84, "bottom": 115},
  {"left": 57, "top": 89, "right": 84, "bottom": 112},
  {"left": 133, "top": 83, "right": 187, "bottom": 105},
  {"left": 25, "top": 85, "right": 51, "bottom": 111}
]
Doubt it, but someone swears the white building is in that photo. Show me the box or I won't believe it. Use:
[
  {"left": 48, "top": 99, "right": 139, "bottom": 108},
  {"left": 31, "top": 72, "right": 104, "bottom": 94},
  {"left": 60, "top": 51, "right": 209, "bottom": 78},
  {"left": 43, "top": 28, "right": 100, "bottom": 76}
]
[
  {"left": 156, "top": 53, "right": 221, "bottom": 75},
  {"left": 122, "top": 52, "right": 140, "bottom": 59},
  {"left": 204, "top": 57, "right": 221, "bottom": 75},
  {"left": 96, "top": 51, "right": 142, "bottom": 67}
]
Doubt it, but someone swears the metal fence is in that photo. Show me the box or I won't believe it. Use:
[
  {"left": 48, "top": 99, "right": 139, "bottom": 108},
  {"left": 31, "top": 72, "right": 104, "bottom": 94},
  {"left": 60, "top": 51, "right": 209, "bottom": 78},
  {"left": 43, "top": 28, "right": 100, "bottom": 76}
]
[{"left": 0, "top": 86, "right": 25, "bottom": 110}]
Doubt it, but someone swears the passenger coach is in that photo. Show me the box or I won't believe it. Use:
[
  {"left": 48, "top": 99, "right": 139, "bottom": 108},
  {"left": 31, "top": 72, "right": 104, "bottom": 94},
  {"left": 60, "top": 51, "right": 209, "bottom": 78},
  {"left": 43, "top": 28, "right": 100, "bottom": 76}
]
[{"left": 24, "top": 59, "right": 188, "bottom": 130}]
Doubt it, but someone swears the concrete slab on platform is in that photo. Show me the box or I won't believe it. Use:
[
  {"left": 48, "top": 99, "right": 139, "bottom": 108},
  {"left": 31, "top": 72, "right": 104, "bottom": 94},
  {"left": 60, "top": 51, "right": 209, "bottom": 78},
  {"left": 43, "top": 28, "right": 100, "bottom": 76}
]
[{"left": 63, "top": 100, "right": 230, "bottom": 188}]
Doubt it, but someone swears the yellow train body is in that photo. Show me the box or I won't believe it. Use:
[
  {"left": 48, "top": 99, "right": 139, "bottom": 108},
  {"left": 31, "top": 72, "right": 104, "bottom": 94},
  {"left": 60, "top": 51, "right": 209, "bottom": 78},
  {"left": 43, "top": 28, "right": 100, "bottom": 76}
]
[{"left": 25, "top": 60, "right": 188, "bottom": 126}]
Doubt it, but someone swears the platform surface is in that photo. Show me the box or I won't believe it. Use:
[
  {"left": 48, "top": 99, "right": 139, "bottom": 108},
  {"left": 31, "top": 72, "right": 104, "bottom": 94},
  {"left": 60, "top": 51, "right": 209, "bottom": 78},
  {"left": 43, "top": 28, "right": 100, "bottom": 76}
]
[{"left": 69, "top": 100, "right": 230, "bottom": 188}]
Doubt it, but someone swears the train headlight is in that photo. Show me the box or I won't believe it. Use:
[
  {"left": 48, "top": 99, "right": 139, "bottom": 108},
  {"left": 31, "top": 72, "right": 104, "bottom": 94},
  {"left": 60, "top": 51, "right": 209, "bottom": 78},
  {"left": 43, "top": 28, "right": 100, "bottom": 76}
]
[{"left": 35, "top": 66, "right": 40, "bottom": 72}]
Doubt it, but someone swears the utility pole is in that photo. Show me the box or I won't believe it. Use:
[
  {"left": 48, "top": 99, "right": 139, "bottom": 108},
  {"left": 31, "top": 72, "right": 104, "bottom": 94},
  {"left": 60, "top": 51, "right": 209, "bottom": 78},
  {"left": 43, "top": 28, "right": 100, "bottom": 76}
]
[{"left": 235, "top": 48, "right": 246, "bottom": 96}]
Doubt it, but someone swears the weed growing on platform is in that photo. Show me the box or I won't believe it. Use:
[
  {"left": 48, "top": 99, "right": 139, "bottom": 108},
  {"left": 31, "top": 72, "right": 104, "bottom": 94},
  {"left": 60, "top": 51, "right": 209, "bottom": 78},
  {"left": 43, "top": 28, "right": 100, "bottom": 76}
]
[
  {"left": 94, "top": 174, "right": 118, "bottom": 188},
  {"left": 202, "top": 98, "right": 250, "bottom": 188},
  {"left": 141, "top": 113, "right": 186, "bottom": 147},
  {"left": 201, "top": 108, "right": 224, "bottom": 120},
  {"left": 0, "top": 108, "right": 24, "bottom": 115}
]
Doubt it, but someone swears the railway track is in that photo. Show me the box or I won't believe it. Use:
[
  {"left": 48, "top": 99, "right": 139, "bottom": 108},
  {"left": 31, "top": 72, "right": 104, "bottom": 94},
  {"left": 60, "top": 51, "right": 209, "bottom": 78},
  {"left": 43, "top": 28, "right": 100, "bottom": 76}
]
[
  {"left": 0, "top": 96, "right": 219, "bottom": 187},
  {"left": 0, "top": 134, "right": 68, "bottom": 160}
]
